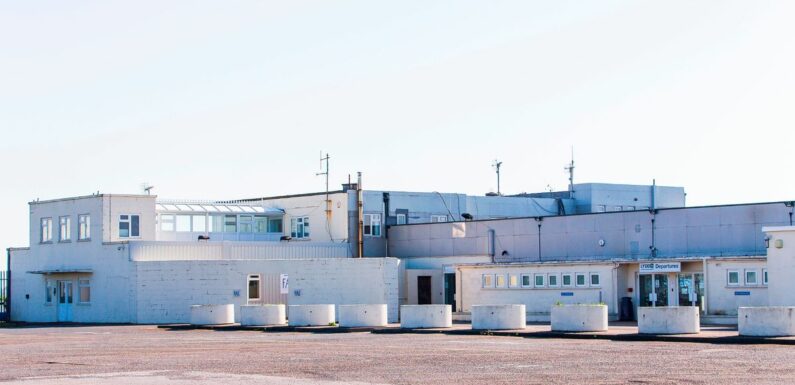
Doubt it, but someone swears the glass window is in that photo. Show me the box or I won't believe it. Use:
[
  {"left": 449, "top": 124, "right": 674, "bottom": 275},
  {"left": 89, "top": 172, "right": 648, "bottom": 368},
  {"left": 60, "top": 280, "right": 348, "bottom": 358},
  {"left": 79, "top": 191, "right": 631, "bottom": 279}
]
[
  {"left": 727, "top": 271, "right": 740, "bottom": 286},
  {"left": 254, "top": 216, "right": 268, "bottom": 233},
  {"left": 45, "top": 280, "right": 55, "bottom": 303},
  {"left": 590, "top": 273, "right": 601, "bottom": 287},
  {"left": 495, "top": 274, "right": 506, "bottom": 288},
  {"left": 508, "top": 274, "right": 518, "bottom": 288},
  {"left": 160, "top": 214, "right": 175, "bottom": 232},
  {"left": 396, "top": 213, "right": 407, "bottom": 225},
  {"left": 176, "top": 215, "right": 191, "bottom": 232},
  {"left": 210, "top": 215, "right": 224, "bottom": 232},
  {"left": 268, "top": 218, "right": 283, "bottom": 233},
  {"left": 364, "top": 214, "right": 381, "bottom": 237},
  {"left": 40, "top": 218, "right": 53, "bottom": 242},
  {"left": 247, "top": 274, "right": 260, "bottom": 301},
  {"left": 78, "top": 214, "right": 91, "bottom": 240},
  {"left": 548, "top": 274, "right": 559, "bottom": 287},
  {"left": 192, "top": 215, "right": 206, "bottom": 232},
  {"left": 224, "top": 215, "right": 237, "bottom": 233},
  {"left": 575, "top": 273, "right": 586, "bottom": 287},
  {"left": 521, "top": 274, "right": 531, "bottom": 287},
  {"left": 482, "top": 274, "right": 494, "bottom": 288},
  {"left": 562, "top": 274, "right": 573, "bottom": 287},
  {"left": 59, "top": 216, "right": 71, "bottom": 241},
  {"left": 763, "top": 269, "right": 768, "bottom": 285},
  {"left": 290, "top": 217, "right": 310, "bottom": 239},
  {"left": 431, "top": 215, "right": 448, "bottom": 223},
  {"left": 745, "top": 270, "right": 758, "bottom": 285},
  {"left": 78, "top": 279, "right": 91, "bottom": 303},
  {"left": 131, "top": 215, "right": 140, "bottom": 237},
  {"left": 119, "top": 214, "right": 140, "bottom": 238},
  {"left": 534, "top": 274, "right": 545, "bottom": 288},
  {"left": 239, "top": 215, "right": 253, "bottom": 233}
]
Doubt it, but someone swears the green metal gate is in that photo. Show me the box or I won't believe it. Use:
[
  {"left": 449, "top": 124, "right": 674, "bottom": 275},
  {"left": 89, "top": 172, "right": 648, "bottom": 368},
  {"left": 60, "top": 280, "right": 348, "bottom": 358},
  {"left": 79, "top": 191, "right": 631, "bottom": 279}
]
[{"left": 0, "top": 270, "right": 8, "bottom": 321}]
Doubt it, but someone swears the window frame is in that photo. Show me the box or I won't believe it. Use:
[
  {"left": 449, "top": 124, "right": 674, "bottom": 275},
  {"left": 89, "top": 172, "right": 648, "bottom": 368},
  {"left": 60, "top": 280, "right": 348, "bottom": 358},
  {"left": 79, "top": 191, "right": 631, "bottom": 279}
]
[
  {"left": 59, "top": 216, "right": 71, "bottom": 242},
  {"left": 78, "top": 278, "right": 91, "bottom": 304},
  {"left": 247, "top": 274, "right": 261, "bottom": 301},
  {"left": 45, "top": 280, "right": 55, "bottom": 304},
  {"left": 160, "top": 214, "right": 175, "bottom": 232},
  {"left": 762, "top": 269, "right": 768, "bottom": 286},
  {"left": 562, "top": 273, "right": 573, "bottom": 287},
  {"left": 430, "top": 215, "right": 448, "bottom": 223},
  {"left": 534, "top": 273, "right": 546, "bottom": 288},
  {"left": 744, "top": 269, "right": 758, "bottom": 286},
  {"left": 548, "top": 273, "right": 559, "bottom": 287},
  {"left": 727, "top": 270, "right": 740, "bottom": 286},
  {"left": 78, "top": 214, "right": 91, "bottom": 241},
  {"left": 363, "top": 213, "right": 382, "bottom": 237},
  {"left": 118, "top": 214, "right": 140, "bottom": 238},
  {"left": 495, "top": 274, "right": 507, "bottom": 288},
  {"left": 40, "top": 217, "right": 53, "bottom": 243},
  {"left": 508, "top": 274, "right": 519, "bottom": 288},
  {"left": 575, "top": 273, "right": 587, "bottom": 287},
  {"left": 290, "top": 216, "right": 310, "bottom": 239},
  {"left": 396, "top": 213, "right": 407, "bottom": 225},
  {"left": 589, "top": 272, "right": 601, "bottom": 287},
  {"left": 482, "top": 274, "right": 494, "bottom": 288},
  {"left": 520, "top": 274, "right": 531, "bottom": 288}
]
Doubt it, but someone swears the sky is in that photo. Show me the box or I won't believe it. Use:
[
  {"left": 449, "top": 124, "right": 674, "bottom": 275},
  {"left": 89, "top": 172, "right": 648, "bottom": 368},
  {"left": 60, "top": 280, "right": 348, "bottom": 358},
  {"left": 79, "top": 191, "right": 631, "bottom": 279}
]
[{"left": 1, "top": 1, "right": 794, "bottom": 267}]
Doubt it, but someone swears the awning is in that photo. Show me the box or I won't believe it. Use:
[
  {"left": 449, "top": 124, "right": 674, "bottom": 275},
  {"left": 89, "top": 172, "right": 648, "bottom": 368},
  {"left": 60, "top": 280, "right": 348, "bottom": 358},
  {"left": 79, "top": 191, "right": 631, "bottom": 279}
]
[{"left": 27, "top": 268, "right": 93, "bottom": 275}]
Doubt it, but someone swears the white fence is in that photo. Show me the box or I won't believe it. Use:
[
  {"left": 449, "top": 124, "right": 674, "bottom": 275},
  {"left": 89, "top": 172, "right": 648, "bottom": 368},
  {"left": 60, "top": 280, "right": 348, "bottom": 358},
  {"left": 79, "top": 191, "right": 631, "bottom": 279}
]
[{"left": 129, "top": 241, "right": 351, "bottom": 261}]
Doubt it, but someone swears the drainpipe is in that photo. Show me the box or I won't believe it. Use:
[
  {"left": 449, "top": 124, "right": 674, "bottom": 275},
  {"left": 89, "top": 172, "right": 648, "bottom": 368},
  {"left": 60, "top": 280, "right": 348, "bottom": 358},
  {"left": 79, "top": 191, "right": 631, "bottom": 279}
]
[
  {"left": 357, "top": 172, "right": 364, "bottom": 258},
  {"left": 536, "top": 217, "right": 543, "bottom": 262},
  {"left": 383, "top": 192, "right": 390, "bottom": 258},
  {"left": 702, "top": 257, "right": 709, "bottom": 316},
  {"left": 5, "top": 248, "right": 10, "bottom": 322}
]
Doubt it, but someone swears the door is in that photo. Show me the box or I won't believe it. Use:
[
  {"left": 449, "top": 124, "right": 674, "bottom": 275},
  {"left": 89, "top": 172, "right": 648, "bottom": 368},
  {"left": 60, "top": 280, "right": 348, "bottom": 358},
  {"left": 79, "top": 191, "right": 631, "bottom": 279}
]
[
  {"left": 678, "top": 273, "right": 705, "bottom": 310},
  {"left": 638, "top": 274, "right": 668, "bottom": 307},
  {"left": 444, "top": 273, "right": 456, "bottom": 311},
  {"left": 57, "top": 280, "right": 73, "bottom": 322},
  {"left": 417, "top": 276, "right": 432, "bottom": 305}
]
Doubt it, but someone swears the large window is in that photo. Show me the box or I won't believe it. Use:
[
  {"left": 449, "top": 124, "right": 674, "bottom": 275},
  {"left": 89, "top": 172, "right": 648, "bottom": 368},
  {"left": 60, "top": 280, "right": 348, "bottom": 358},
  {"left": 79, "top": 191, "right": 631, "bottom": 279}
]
[
  {"left": 727, "top": 270, "right": 740, "bottom": 286},
  {"left": 160, "top": 214, "right": 175, "bottom": 231},
  {"left": 291, "top": 217, "right": 310, "bottom": 239},
  {"left": 119, "top": 214, "right": 140, "bottom": 238},
  {"left": 364, "top": 214, "right": 381, "bottom": 237},
  {"left": 59, "top": 216, "right": 71, "bottom": 242},
  {"left": 224, "top": 215, "right": 237, "bottom": 233},
  {"left": 247, "top": 274, "right": 260, "bottom": 301},
  {"left": 40, "top": 218, "right": 53, "bottom": 243},
  {"left": 78, "top": 214, "right": 91, "bottom": 240},
  {"left": 175, "top": 215, "right": 191, "bottom": 232},
  {"left": 238, "top": 215, "right": 253, "bottom": 233},
  {"left": 78, "top": 279, "right": 91, "bottom": 304},
  {"left": 268, "top": 218, "right": 283, "bottom": 233},
  {"left": 192, "top": 215, "right": 206, "bottom": 232},
  {"left": 254, "top": 216, "right": 268, "bottom": 233}
]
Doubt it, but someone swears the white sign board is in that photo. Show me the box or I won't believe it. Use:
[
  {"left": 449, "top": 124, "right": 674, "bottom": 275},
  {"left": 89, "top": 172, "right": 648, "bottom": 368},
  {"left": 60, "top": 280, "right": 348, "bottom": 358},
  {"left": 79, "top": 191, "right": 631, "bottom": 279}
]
[
  {"left": 280, "top": 274, "right": 289, "bottom": 294},
  {"left": 639, "top": 262, "right": 681, "bottom": 273}
]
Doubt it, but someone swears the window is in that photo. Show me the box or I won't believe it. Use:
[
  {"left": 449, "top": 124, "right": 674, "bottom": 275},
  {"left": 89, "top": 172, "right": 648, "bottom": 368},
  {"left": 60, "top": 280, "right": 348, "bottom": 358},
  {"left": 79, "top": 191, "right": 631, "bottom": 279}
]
[
  {"left": 548, "top": 274, "right": 559, "bottom": 287},
  {"left": 728, "top": 270, "right": 742, "bottom": 286},
  {"left": 763, "top": 269, "right": 768, "bottom": 285},
  {"left": 119, "top": 214, "right": 140, "bottom": 238},
  {"left": 254, "top": 216, "right": 268, "bottom": 233},
  {"left": 78, "top": 279, "right": 91, "bottom": 304},
  {"left": 247, "top": 274, "right": 261, "bottom": 301},
  {"left": 745, "top": 270, "right": 758, "bottom": 285},
  {"left": 590, "top": 273, "right": 601, "bottom": 287},
  {"left": 495, "top": 274, "right": 506, "bottom": 288},
  {"left": 364, "top": 214, "right": 381, "bottom": 237},
  {"left": 192, "top": 215, "right": 206, "bottom": 232},
  {"left": 224, "top": 215, "right": 237, "bottom": 233},
  {"left": 78, "top": 214, "right": 91, "bottom": 240},
  {"left": 482, "top": 274, "right": 494, "bottom": 288},
  {"left": 210, "top": 215, "right": 224, "bottom": 232},
  {"left": 431, "top": 215, "right": 448, "bottom": 223},
  {"left": 160, "top": 214, "right": 175, "bottom": 231},
  {"left": 562, "top": 273, "right": 573, "bottom": 287},
  {"left": 239, "top": 215, "right": 253, "bottom": 233},
  {"left": 396, "top": 213, "right": 407, "bottom": 225},
  {"left": 59, "top": 216, "right": 71, "bottom": 241},
  {"left": 521, "top": 274, "right": 531, "bottom": 288},
  {"left": 575, "top": 273, "right": 587, "bottom": 287},
  {"left": 534, "top": 274, "right": 546, "bottom": 288},
  {"left": 176, "top": 215, "right": 191, "bottom": 232},
  {"left": 40, "top": 218, "right": 53, "bottom": 243},
  {"left": 45, "top": 280, "right": 55, "bottom": 304},
  {"left": 290, "top": 217, "right": 310, "bottom": 239},
  {"left": 268, "top": 218, "right": 283, "bottom": 233},
  {"left": 508, "top": 274, "right": 518, "bottom": 288}
]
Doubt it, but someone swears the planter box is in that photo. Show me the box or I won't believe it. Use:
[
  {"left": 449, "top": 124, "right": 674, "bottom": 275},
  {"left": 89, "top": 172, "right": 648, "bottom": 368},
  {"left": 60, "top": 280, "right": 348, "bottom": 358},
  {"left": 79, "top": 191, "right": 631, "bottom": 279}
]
[
  {"left": 190, "top": 304, "right": 234, "bottom": 325},
  {"left": 400, "top": 305, "right": 452, "bottom": 329},
  {"left": 338, "top": 304, "right": 388, "bottom": 327},
  {"left": 739, "top": 307, "right": 795, "bottom": 337},
  {"left": 240, "top": 304, "right": 287, "bottom": 326},
  {"left": 638, "top": 306, "right": 700, "bottom": 334},
  {"left": 471, "top": 305, "right": 526, "bottom": 330},
  {"left": 288, "top": 304, "right": 336, "bottom": 326},
  {"left": 551, "top": 305, "right": 608, "bottom": 332}
]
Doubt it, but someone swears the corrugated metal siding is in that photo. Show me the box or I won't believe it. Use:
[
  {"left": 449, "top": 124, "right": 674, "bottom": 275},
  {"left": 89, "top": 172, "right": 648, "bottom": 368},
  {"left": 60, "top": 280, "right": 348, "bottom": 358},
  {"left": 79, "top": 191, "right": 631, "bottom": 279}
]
[{"left": 129, "top": 241, "right": 350, "bottom": 261}]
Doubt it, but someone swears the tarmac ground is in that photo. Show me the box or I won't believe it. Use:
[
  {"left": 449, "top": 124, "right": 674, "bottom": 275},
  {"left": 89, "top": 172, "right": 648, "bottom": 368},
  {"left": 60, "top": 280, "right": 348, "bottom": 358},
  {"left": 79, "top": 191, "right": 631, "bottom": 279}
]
[{"left": 1, "top": 324, "right": 794, "bottom": 384}]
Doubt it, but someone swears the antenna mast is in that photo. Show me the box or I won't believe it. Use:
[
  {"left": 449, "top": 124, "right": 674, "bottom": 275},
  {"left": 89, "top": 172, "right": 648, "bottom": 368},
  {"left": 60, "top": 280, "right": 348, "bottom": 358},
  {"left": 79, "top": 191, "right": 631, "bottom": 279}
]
[
  {"left": 564, "top": 147, "right": 575, "bottom": 199},
  {"left": 316, "top": 152, "right": 331, "bottom": 216},
  {"left": 492, "top": 160, "right": 503, "bottom": 196}
]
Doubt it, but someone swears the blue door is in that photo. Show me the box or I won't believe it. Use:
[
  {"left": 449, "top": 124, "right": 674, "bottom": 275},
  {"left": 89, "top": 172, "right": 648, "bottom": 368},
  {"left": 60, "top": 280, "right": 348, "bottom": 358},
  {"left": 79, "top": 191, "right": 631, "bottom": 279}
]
[{"left": 57, "top": 281, "right": 73, "bottom": 322}]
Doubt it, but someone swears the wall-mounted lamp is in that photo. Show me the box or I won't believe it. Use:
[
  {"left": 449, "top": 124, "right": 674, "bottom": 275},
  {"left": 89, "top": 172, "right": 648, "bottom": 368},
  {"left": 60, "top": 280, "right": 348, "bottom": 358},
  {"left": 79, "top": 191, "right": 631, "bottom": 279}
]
[{"left": 775, "top": 239, "right": 784, "bottom": 249}]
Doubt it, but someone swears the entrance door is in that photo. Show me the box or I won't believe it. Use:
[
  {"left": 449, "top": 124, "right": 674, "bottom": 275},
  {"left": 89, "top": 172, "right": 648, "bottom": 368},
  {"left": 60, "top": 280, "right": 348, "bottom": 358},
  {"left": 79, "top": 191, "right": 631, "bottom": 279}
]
[
  {"left": 444, "top": 273, "right": 456, "bottom": 311},
  {"left": 678, "top": 273, "right": 705, "bottom": 310},
  {"left": 57, "top": 280, "right": 73, "bottom": 322},
  {"left": 638, "top": 274, "right": 668, "bottom": 307},
  {"left": 417, "top": 276, "right": 432, "bottom": 305}
]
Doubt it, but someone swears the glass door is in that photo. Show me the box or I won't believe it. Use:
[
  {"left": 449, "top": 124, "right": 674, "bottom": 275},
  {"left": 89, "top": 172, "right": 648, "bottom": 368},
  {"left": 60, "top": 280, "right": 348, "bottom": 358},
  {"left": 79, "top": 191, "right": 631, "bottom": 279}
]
[
  {"left": 639, "top": 274, "right": 668, "bottom": 307},
  {"left": 57, "top": 280, "right": 73, "bottom": 322},
  {"left": 678, "top": 273, "right": 704, "bottom": 310}
]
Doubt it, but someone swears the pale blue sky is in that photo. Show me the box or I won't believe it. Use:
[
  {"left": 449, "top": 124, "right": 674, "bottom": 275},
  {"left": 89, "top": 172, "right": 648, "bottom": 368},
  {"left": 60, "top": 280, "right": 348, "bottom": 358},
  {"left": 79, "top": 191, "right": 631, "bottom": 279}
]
[{"left": 2, "top": 1, "right": 794, "bottom": 264}]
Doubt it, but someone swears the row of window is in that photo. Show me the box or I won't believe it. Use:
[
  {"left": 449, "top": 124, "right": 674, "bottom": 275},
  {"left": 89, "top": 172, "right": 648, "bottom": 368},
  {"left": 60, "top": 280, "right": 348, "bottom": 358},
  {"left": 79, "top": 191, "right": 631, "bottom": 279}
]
[
  {"left": 727, "top": 269, "right": 768, "bottom": 286},
  {"left": 594, "top": 205, "right": 650, "bottom": 212},
  {"left": 159, "top": 214, "right": 284, "bottom": 234},
  {"left": 44, "top": 279, "right": 91, "bottom": 304},
  {"left": 483, "top": 272, "right": 601, "bottom": 289},
  {"left": 40, "top": 215, "right": 91, "bottom": 243}
]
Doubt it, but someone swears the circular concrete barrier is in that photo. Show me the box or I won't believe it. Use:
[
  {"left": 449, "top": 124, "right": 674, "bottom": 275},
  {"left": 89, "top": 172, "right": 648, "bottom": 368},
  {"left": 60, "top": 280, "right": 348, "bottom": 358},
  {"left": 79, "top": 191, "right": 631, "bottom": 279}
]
[
  {"left": 190, "top": 304, "right": 235, "bottom": 325},
  {"left": 338, "top": 304, "right": 388, "bottom": 327},
  {"left": 240, "top": 304, "right": 287, "bottom": 326},
  {"left": 288, "top": 304, "right": 336, "bottom": 326},
  {"left": 739, "top": 307, "right": 795, "bottom": 337},
  {"left": 471, "top": 304, "right": 526, "bottom": 330},
  {"left": 638, "top": 306, "right": 700, "bottom": 334},
  {"left": 400, "top": 305, "right": 452, "bottom": 329},
  {"left": 550, "top": 304, "right": 608, "bottom": 332}
]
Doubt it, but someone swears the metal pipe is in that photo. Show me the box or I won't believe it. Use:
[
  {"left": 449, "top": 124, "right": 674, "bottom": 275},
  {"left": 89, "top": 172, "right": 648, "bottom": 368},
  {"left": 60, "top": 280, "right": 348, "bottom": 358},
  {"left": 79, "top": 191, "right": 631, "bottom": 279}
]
[
  {"left": 383, "top": 192, "right": 390, "bottom": 258},
  {"left": 5, "top": 248, "right": 10, "bottom": 322},
  {"left": 357, "top": 172, "right": 363, "bottom": 258}
]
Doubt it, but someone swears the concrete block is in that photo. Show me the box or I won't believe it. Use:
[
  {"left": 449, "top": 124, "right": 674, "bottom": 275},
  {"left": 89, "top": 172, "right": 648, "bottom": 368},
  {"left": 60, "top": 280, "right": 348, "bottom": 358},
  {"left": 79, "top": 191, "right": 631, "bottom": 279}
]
[
  {"left": 190, "top": 304, "right": 234, "bottom": 325},
  {"left": 400, "top": 305, "right": 452, "bottom": 329},
  {"left": 338, "top": 304, "right": 388, "bottom": 327},
  {"left": 738, "top": 307, "right": 795, "bottom": 337},
  {"left": 471, "top": 305, "right": 526, "bottom": 330},
  {"left": 288, "top": 304, "right": 336, "bottom": 326},
  {"left": 638, "top": 306, "right": 700, "bottom": 334},
  {"left": 240, "top": 304, "right": 287, "bottom": 326},
  {"left": 551, "top": 304, "right": 608, "bottom": 332}
]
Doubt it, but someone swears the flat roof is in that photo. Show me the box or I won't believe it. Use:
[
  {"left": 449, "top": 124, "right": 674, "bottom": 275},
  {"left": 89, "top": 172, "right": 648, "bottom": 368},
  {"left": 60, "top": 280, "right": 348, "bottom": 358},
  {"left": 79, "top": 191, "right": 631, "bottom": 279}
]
[{"left": 30, "top": 194, "right": 156, "bottom": 205}]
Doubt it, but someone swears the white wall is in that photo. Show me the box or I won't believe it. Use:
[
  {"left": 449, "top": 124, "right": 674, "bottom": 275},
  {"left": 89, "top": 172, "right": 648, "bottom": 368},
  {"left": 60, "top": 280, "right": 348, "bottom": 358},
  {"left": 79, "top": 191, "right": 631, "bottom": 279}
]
[
  {"left": 705, "top": 259, "right": 767, "bottom": 316},
  {"left": 254, "top": 192, "right": 350, "bottom": 243},
  {"left": 764, "top": 227, "right": 795, "bottom": 306}
]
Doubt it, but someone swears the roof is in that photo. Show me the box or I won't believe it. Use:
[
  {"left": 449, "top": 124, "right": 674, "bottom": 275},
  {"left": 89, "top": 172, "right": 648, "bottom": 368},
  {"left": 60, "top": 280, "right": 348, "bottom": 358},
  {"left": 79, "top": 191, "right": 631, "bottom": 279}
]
[
  {"left": 27, "top": 268, "right": 93, "bottom": 275},
  {"left": 156, "top": 201, "right": 284, "bottom": 215},
  {"left": 29, "top": 194, "right": 156, "bottom": 205}
]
